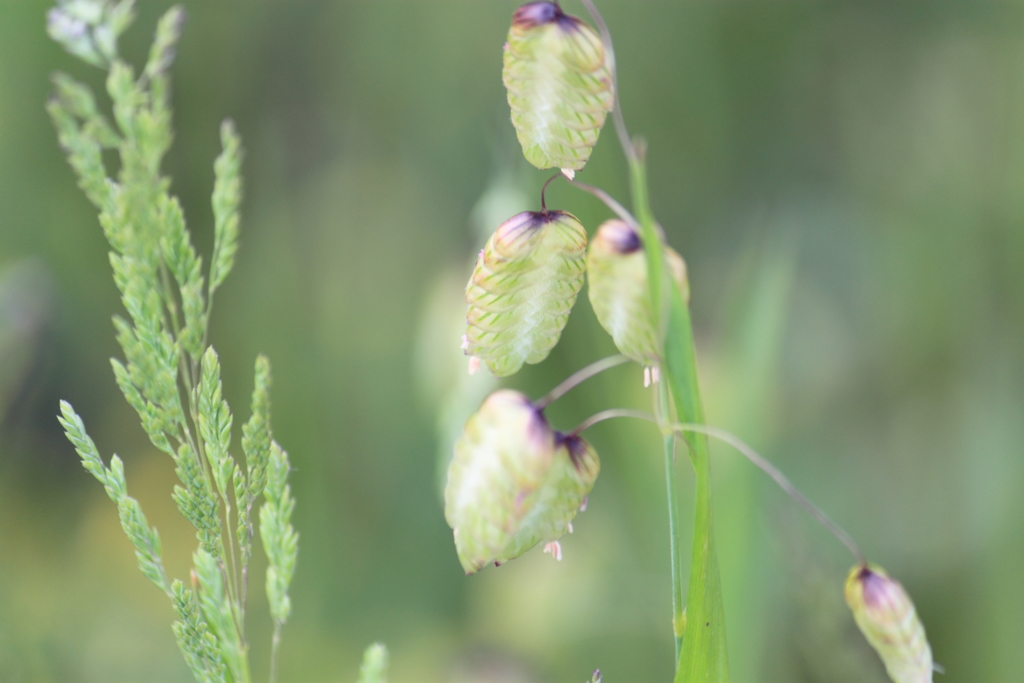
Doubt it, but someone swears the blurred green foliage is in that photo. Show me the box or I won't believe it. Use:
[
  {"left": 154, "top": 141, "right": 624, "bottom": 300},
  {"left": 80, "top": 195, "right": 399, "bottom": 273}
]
[{"left": 0, "top": 1, "right": 1022, "bottom": 681}]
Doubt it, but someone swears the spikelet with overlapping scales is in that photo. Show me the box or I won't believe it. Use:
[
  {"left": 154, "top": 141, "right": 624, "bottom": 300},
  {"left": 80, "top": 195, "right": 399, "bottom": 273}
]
[
  {"left": 503, "top": 2, "right": 614, "bottom": 173},
  {"left": 464, "top": 210, "right": 587, "bottom": 377},
  {"left": 845, "top": 564, "right": 934, "bottom": 683},
  {"left": 444, "top": 390, "right": 599, "bottom": 574},
  {"left": 587, "top": 219, "right": 688, "bottom": 367}
]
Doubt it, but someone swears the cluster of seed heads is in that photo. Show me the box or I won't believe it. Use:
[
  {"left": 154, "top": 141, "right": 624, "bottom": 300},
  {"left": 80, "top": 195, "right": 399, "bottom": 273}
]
[{"left": 447, "top": 4, "right": 936, "bottom": 682}]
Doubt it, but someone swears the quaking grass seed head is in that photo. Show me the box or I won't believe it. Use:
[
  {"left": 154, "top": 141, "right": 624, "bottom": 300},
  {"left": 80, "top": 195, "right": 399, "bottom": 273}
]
[
  {"left": 845, "top": 564, "right": 934, "bottom": 683},
  {"left": 503, "top": 2, "right": 614, "bottom": 173},
  {"left": 464, "top": 210, "right": 587, "bottom": 377},
  {"left": 444, "top": 389, "right": 599, "bottom": 574},
  {"left": 587, "top": 219, "right": 688, "bottom": 367}
]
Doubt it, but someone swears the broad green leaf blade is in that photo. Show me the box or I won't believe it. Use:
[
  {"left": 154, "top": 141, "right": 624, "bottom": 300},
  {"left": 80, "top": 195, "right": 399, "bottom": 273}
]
[
  {"left": 627, "top": 157, "right": 730, "bottom": 682},
  {"left": 503, "top": 2, "right": 614, "bottom": 172},
  {"left": 464, "top": 210, "right": 587, "bottom": 377},
  {"left": 587, "top": 219, "right": 688, "bottom": 367}
]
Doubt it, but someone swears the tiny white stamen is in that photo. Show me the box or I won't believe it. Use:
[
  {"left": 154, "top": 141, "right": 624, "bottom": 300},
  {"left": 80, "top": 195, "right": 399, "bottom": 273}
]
[
  {"left": 579, "top": 496, "right": 588, "bottom": 512},
  {"left": 560, "top": 168, "right": 576, "bottom": 180},
  {"left": 543, "top": 540, "right": 563, "bottom": 561},
  {"left": 651, "top": 367, "right": 660, "bottom": 384},
  {"left": 567, "top": 522, "right": 573, "bottom": 534},
  {"left": 460, "top": 334, "right": 469, "bottom": 351},
  {"left": 644, "top": 367, "right": 652, "bottom": 387},
  {"left": 468, "top": 356, "right": 481, "bottom": 375}
]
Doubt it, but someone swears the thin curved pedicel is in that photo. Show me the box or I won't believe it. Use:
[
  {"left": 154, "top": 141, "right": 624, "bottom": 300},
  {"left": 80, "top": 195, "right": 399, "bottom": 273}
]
[
  {"left": 444, "top": 390, "right": 599, "bottom": 574},
  {"left": 503, "top": 2, "right": 614, "bottom": 172},
  {"left": 465, "top": 210, "right": 587, "bottom": 377},
  {"left": 845, "top": 564, "right": 934, "bottom": 683},
  {"left": 587, "top": 219, "right": 688, "bottom": 367}
]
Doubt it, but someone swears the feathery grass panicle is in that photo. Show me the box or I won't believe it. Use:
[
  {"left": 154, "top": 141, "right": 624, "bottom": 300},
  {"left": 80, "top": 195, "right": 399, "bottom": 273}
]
[{"left": 49, "top": 3, "right": 308, "bottom": 680}]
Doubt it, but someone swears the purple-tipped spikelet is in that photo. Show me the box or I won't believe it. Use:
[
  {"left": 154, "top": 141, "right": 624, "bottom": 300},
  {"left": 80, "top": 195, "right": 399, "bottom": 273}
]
[
  {"left": 845, "top": 564, "right": 934, "bottom": 683},
  {"left": 444, "top": 390, "right": 599, "bottom": 574},
  {"left": 503, "top": 2, "right": 614, "bottom": 173},
  {"left": 587, "top": 219, "right": 688, "bottom": 367},
  {"left": 465, "top": 210, "right": 588, "bottom": 377}
]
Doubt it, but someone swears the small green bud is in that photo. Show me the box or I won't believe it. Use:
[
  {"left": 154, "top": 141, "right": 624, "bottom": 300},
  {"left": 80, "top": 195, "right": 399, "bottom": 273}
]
[
  {"left": 845, "top": 564, "right": 934, "bottom": 683},
  {"left": 444, "top": 389, "right": 599, "bottom": 574},
  {"left": 587, "top": 220, "right": 688, "bottom": 367},
  {"left": 503, "top": 2, "right": 614, "bottom": 173},
  {"left": 464, "top": 210, "right": 587, "bottom": 377}
]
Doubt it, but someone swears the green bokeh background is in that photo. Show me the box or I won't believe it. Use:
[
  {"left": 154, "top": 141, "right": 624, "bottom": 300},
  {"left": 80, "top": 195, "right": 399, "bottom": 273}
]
[{"left": 2, "top": 1, "right": 1022, "bottom": 681}]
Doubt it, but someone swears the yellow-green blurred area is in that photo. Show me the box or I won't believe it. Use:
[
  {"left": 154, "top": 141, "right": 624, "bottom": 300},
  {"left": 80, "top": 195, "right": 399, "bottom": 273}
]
[{"left": 1, "top": 0, "right": 1022, "bottom": 681}]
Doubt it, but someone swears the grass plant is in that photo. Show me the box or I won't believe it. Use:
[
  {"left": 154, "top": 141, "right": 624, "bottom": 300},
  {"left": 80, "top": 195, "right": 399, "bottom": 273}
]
[
  {"left": 445, "top": 3, "right": 938, "bottom": 682},
  {"left": 46, "top": 2, "right": 385, "bottom": 681}
]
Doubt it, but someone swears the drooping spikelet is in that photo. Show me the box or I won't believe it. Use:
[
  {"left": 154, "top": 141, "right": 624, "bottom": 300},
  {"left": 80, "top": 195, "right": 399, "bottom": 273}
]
[
  {"left": 444, "top": 390, "right": 599, "bottom": 574},
  {"left": 503, "top": 2, "right": 614, "bottom": 173},
  {"left": 465, "top": 210, "right": 587, "bottom": 377},
  {"left": 587, "top": 219, "right": 688, "bottom": 367},
  {"left": 845, "top": 564, "right": 934, "bottom": 683}
]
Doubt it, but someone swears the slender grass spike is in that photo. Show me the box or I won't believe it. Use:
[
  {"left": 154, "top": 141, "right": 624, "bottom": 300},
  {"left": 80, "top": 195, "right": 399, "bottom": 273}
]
[
  {"left": 845, "top": 564, "right": 934, "bottom": 683},
  {"left": 464, "top": 210, "right": 587, "bottom": 377},
  {"left": 503, "top": 2, "right": 614, "bottom": 173},
  {"left": 444, "top": 389, "right": 599, "bottom": 574},
  {"left": 587, "top": 219, "right": 688, "bottom": 367}
]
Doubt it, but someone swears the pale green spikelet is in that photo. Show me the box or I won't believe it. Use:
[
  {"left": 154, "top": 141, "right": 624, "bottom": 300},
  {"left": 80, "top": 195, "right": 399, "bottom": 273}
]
[
  {"left": 210, "top": 120, "right": 242, "bottom": 296},
  {"left": 159, "top": 194, "right": 206, "bottom": 360},
  {"left": 171, "top": 580, "right": 228, "bottom": 683},
  {"left": 845, "top": 564, "right": 934, "bottom": 683},
  {"left": 260, "top": 442, "right": 298, "bottom": 625},
  {"left": 193, "top": 550, "right": 246, "bottom": 683},
  {"left": 239, "top": 355, "right": 273, "bottom": 568},
  {"left": 587, "top": 219, "right": 688, "bottom": 367},
  {"left": 172, "top": 442, "right": 223, "bottom": 558},
  {"left": 444, "top": 390, "right": 599, "bottom": 574},
  {"left": 111, "top": 357, "right": 174, "bottom": 455},
  {"left": 356, "top": 643, "right": 389, "bottom": 683},
  {"left": 503, "top": 2, "right": 614, "bottom": 173},
  {"left": 197, "top": 348, "right": 235, "bottom": 500},
  {"left": 464, "top": 210, "right": 587, "bottom": 377},
  {"left": 145, "top": 4, "right": 185, "bottom": 79},
  {"left": 58, "top": 400, "right": 172, "bottom": 594},
  {"left": 242, "top": 355, "right": 272, "bottom": 503},
  {"left": 46, "top": 98, "right": 108, "bottom": 206}
]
